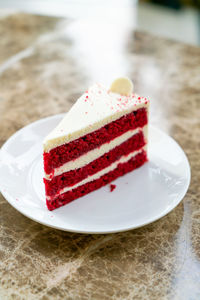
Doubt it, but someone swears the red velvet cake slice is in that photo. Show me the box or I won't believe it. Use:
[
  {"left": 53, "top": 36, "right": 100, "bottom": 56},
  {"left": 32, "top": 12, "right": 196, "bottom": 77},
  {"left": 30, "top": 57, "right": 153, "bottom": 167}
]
[{"left": 43, "top": 77, "right": 149, "bottom": 210}]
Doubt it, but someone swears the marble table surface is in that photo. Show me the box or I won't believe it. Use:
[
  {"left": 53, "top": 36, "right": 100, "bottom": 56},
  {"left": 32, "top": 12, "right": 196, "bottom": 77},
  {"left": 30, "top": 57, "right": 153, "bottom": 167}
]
[{"left": 0, "top": 11, "right": 200, "bottom": 300}]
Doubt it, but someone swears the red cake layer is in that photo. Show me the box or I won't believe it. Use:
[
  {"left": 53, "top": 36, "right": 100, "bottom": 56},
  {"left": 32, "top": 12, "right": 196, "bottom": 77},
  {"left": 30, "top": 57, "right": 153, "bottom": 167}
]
[
  {"left": 44, "top": 108, "right": 148, "bottom": 174},
  {"left": 44, "top": 131, "right": 146, "bottom": 197},
  {"left": 46, "top": 150, "right": 148, "bottom": 210}
]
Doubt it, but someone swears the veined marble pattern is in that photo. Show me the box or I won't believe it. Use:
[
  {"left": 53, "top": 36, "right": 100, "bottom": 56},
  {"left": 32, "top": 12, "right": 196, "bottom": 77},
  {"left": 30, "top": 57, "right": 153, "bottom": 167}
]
[{"left": 0, "top": 10, "right": 200, "bottom": 300}]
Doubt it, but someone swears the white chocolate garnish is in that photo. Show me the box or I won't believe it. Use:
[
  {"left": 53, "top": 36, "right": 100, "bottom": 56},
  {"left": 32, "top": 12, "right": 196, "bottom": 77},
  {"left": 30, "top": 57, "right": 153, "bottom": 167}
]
[{"left": 110, "top": 77, "right": 134, "bottom": 96}]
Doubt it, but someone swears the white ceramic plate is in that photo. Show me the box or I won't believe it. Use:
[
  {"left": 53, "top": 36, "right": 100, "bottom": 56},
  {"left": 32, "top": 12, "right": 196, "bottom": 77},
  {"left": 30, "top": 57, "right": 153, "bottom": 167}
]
[{"left": 0, "top": 114, "right": 190, "bottom": 234}]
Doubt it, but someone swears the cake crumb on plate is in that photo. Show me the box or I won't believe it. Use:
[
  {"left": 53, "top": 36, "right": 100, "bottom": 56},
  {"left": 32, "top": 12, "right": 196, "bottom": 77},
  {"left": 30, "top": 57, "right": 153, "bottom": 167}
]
[{"left": 110, "top": 184, "right": 116, "bottom": 192}]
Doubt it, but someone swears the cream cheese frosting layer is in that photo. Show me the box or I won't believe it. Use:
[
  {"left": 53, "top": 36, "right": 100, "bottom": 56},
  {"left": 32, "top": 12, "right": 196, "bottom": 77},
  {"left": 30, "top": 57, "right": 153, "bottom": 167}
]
[
  {"left": 47, "top": 146, "right": 147, "bottom": 201},
  {"left": 45, "top": 126, "right": 148, "bottom": 179},
  {"left": 43, "top": 84, "right": 149, "bottom": 152}
]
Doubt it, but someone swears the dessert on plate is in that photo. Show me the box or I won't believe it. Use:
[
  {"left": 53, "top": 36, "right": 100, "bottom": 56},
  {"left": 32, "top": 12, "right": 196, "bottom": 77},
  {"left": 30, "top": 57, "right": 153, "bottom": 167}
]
[{"left": 43, "top": 77, "right": 149, "bottom": 210}]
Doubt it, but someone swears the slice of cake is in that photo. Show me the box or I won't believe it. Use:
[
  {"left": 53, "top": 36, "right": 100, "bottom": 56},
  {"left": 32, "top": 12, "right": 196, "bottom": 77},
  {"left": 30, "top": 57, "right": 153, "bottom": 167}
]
[{"left": 43, "top": 78, "right": 149, "bottom": 210}]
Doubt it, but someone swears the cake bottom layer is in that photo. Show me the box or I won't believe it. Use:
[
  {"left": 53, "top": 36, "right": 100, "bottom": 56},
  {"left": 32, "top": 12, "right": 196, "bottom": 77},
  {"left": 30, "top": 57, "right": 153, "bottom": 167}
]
[{"left": 46, "top": 150, "right": 148, "bottom": 211}]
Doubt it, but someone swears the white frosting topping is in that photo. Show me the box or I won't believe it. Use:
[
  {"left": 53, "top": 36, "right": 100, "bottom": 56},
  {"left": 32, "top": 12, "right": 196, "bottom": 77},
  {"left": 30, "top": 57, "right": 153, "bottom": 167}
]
[{"left": 43, "top": 83, "right": 149, "bottom": 152}]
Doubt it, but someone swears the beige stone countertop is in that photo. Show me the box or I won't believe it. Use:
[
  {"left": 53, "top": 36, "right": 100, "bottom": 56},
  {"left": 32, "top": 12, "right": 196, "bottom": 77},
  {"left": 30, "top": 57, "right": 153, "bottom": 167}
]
[{"left": 0, "top": 11, "right": 200, "bottom": 300}]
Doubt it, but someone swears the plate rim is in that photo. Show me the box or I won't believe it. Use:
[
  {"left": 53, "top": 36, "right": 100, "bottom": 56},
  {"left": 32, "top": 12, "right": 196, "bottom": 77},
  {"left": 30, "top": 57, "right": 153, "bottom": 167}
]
[{"left": 0, "top": 115, "right": 191, "bottom": 234}]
